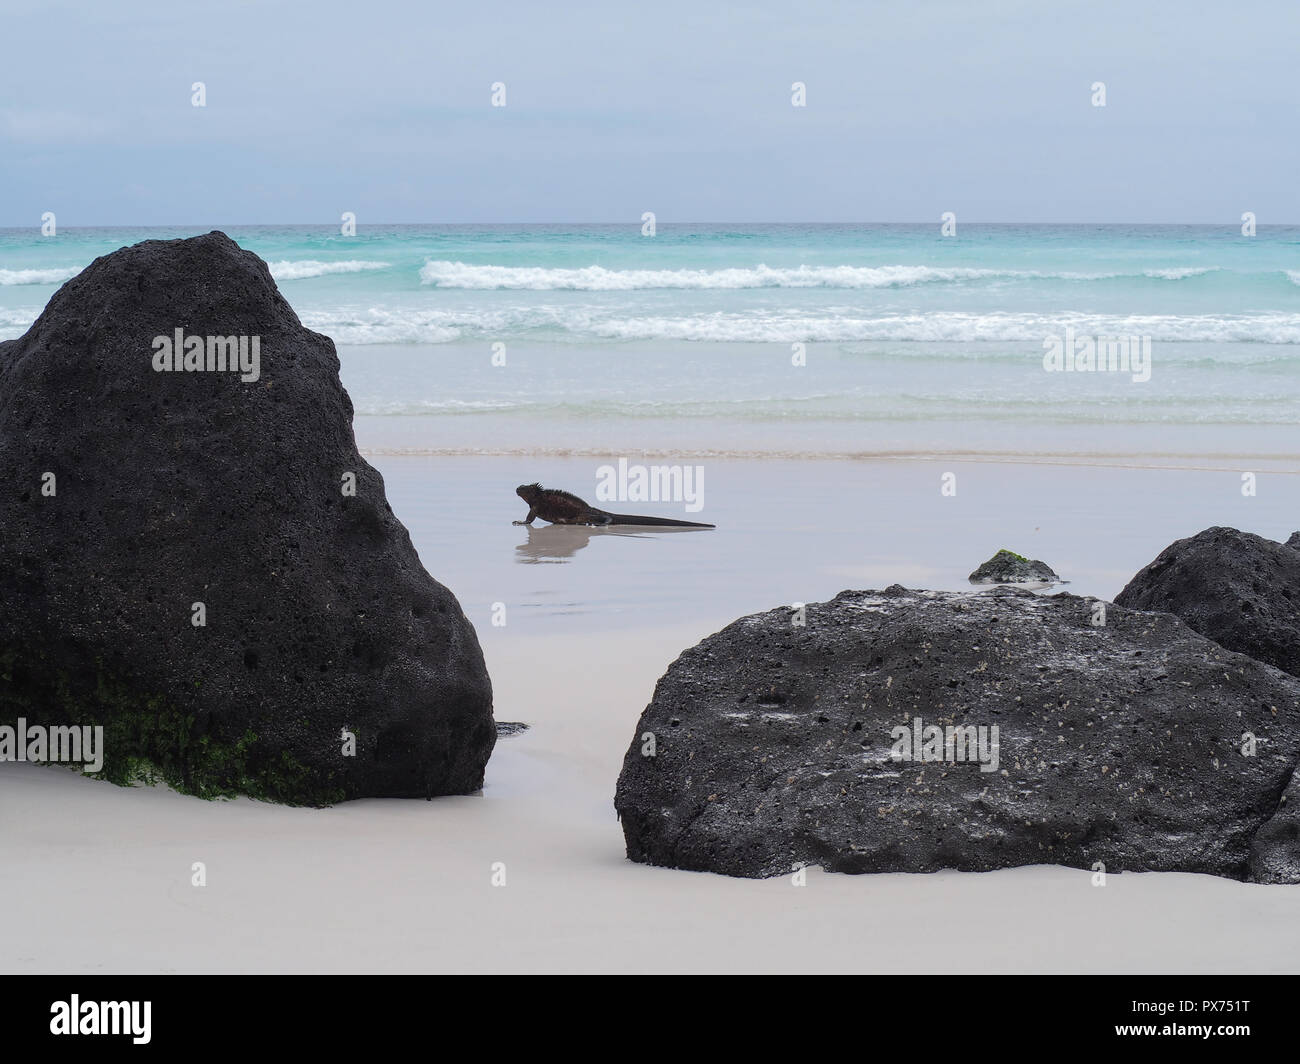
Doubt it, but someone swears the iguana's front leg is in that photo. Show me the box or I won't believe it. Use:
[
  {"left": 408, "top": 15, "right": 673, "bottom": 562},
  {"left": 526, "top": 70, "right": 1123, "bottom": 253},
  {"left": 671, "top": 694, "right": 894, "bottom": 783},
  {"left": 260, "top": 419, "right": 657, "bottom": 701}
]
[{"left": 513, "top": 507, "right": 538, "bottom": 526}]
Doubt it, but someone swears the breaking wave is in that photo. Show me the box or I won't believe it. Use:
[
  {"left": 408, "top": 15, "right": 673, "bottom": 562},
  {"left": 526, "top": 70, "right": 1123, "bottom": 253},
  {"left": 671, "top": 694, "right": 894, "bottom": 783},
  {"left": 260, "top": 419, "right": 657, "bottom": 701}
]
[
  {"left": 301, "top": 305, "right": 1300, "bottom": 346},
  {"left": 267, "top": 260, "right": 393, "bottom": 280},
  {"left": 417, "top": 261, "right": 1225, "bottom": 290},
  {"left": 0, "top": 266, "right": 82, "bottom": 286}
]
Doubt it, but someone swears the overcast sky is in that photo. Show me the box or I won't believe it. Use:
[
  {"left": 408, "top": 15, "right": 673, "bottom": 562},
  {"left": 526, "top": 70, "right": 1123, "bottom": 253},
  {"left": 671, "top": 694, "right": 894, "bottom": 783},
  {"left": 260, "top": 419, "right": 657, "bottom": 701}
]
[{"left": 1, "top": 0, "right": 1295, "bottom": 225}]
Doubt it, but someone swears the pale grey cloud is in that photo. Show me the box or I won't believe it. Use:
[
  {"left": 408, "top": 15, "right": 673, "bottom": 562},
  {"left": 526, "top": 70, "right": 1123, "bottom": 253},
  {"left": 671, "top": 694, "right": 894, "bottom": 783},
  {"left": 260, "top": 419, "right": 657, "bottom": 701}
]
[{"left": 0, "top": 0, "right": 1295, "bottom": 224}]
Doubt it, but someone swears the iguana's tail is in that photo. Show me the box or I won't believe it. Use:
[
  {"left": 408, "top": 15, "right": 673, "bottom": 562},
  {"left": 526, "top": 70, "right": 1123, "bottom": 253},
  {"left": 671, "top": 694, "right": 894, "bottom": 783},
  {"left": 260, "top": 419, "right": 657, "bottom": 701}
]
[{"left": 596, "top": 512, "right": 715, "bottom": 528}]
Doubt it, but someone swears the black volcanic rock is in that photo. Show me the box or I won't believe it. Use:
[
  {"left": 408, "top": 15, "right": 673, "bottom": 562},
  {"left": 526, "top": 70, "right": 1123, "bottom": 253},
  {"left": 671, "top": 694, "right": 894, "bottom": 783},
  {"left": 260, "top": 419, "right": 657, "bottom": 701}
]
[
  {"left": 1250, "top": 769, "right": 1300, "bottom": 884},
  {"left": 1115, "top": 526, "right": 1300, "bottom": 679},
  {"left": 1287, "top": 531, "right": 1300, "bottom": 551},
  {"left": 614, "top": 585, "right": 1300, "bottom": 881},
  {"left": 969, "top": 549, "right": 1059, "bottom": 584},
  {"left": 0, "top": 232, "right": 494, "bottom": 803}
]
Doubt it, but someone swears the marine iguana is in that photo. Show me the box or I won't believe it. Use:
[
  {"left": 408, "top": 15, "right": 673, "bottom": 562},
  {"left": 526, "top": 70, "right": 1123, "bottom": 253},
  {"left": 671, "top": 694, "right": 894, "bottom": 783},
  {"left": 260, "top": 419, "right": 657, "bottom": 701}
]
[{"left": 513, "top": 483, "right": 715, "bottom": 528}]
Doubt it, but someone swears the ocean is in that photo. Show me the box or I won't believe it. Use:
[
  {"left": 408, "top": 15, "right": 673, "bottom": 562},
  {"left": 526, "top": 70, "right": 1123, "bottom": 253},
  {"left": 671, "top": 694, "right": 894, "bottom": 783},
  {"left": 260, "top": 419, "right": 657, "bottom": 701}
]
[{"left": 3, "top": 223, "right": 1298, "bottom": 460}]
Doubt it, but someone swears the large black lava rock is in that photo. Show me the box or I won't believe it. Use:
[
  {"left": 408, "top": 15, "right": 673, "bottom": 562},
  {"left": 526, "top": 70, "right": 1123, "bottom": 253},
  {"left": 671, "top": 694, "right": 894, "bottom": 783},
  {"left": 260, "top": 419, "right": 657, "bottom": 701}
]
[
  {"left": 0, "top": 232, "right": 494, "bottom": 803},
  {"left": 614, "top": 586, "right": 1300, "bottom": 881},
  {"left": 1116, "top": 527, "right": 1300, "bottom": 680}
]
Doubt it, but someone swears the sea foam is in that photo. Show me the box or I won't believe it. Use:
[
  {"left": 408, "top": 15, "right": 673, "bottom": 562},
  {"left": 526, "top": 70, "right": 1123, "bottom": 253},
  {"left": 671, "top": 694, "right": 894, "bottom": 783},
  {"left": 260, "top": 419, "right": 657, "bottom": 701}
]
[
  {"left": 0, "top": 266, "right": 82, "bottom": 286},
  {"left": 417, "top": 261, "right": 1224, "bottom": 290},
  {"left": 268, "top": 260, "right": 392, "bottom": 280},
  {"left": 300, "top": 306, "right": 1300, "bottom": 346}
]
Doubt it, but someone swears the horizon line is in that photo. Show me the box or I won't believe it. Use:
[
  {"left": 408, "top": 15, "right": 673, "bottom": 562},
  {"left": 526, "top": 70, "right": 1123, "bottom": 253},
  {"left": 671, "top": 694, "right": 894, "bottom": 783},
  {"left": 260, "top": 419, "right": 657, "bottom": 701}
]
[{"left": 2, "top": 220, "right": 1295, "bottom": 231}]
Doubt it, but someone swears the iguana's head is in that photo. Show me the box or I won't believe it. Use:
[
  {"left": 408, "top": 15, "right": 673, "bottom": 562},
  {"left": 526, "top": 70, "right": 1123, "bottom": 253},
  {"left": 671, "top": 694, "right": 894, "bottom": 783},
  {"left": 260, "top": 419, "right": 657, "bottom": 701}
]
[{"left": 516, "top": 482, "right": 544, "bottom": 504}]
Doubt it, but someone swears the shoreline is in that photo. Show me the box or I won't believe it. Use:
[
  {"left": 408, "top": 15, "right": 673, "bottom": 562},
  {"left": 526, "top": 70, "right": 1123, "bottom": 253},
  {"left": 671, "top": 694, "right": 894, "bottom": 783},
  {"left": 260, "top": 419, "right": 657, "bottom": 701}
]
[
  {"left": 349, "top": 409, "right": 1300, "bottom": 471},
  {"left": 359, "top": 445, "right": 1300, "bottom": 472}
]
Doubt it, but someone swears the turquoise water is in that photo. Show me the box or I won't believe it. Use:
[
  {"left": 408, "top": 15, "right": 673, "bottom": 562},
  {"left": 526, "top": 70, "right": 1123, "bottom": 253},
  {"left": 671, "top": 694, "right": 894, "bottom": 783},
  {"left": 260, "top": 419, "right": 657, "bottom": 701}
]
[{"left": 3, "top": 224, "right": 1298, "bottom": 457}]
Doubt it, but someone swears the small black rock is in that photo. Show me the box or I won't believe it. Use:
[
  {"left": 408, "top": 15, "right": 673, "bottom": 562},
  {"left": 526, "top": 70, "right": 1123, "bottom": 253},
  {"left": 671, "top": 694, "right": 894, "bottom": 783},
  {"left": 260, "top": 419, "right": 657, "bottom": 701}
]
[{"left": 969, "top": 548, "right": 1059, "bottom": 584}]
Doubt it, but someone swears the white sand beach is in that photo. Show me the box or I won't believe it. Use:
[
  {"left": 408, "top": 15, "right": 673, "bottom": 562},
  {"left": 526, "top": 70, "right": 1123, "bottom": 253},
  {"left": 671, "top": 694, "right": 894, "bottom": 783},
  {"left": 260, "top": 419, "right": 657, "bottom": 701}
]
[
  {"left": 4, "top": 455, "right": 1298, "bottom": 974},
  {"left": 5, "top": 0, "right": 1300, "bottom": 988}
]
